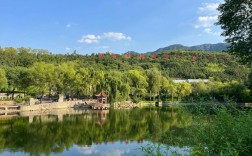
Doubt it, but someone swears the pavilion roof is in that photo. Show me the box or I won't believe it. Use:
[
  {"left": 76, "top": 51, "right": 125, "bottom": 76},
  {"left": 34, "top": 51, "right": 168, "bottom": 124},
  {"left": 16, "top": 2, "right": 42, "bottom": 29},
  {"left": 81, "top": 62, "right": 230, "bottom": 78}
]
[{"left": 95, "top": 91, "right": 108, "bottom": 97}]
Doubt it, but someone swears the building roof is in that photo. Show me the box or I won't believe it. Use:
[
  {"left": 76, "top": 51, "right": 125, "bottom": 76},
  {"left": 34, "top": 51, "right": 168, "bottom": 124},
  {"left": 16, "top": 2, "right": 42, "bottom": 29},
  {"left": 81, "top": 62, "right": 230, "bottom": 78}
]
[{"left": 95, "top": 91, "right": 108, "bottom": 97}]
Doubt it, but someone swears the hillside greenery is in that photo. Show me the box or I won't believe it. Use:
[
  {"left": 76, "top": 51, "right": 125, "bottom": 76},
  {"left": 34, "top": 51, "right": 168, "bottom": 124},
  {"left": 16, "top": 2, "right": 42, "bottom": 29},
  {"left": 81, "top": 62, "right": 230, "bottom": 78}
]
[{"left": 0, "top": 47, "right": 251, "bottom": 103}]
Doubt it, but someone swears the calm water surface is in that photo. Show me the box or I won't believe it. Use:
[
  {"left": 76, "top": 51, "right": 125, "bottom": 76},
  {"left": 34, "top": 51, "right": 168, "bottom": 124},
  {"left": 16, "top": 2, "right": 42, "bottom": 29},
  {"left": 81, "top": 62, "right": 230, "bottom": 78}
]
[{"left": 0, "top": 108, "right": 192, "bottom": 155}]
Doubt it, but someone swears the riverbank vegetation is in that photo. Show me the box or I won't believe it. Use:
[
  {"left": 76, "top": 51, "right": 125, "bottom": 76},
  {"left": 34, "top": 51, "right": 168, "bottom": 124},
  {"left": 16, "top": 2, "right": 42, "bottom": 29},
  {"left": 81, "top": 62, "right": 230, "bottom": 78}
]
[
  {"left": 0, "top": 47, "right": 251, "bottom": 103},
  {"left": 141, "top": 105, "right": 252, "bottom": 156}
]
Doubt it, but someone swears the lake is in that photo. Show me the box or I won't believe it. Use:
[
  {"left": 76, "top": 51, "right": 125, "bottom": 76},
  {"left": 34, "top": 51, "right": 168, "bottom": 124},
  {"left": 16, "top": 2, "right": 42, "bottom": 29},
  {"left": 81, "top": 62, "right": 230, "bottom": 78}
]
[{"left": 0, "top": 108, "right": 192, "bottom": 156}]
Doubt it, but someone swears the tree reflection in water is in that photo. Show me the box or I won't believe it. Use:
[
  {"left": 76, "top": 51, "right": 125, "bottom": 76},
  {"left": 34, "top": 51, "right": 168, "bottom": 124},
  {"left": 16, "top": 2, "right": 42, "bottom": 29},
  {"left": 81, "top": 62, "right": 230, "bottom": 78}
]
[{"left": 0, "top": 108, "right": 192, "bottom": 155}]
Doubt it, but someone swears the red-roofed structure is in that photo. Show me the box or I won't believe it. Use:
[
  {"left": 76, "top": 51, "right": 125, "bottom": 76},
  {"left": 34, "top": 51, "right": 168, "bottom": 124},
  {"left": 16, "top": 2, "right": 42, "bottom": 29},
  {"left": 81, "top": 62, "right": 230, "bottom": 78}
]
[
  {"left": 95, "top": 92, "right": 108, "bottom": 97},
  {"left": 95, "top": 91, "right": 108, "bottom": 104}
]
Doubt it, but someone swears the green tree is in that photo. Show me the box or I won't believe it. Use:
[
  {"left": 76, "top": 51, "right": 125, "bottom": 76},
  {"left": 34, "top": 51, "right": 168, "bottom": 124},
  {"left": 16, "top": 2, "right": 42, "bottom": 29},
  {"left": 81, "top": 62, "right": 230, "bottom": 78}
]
[
  {"left": 119, "top": 83, "right": 130, "bottom": 101},
  {"left": 102, "top": 70, "right": 122, "bottom": 103},
  {"left": 0, "top": 68, "right": 8, "bottom": 90},
  {"left": 4, "top": 67, "right": 27, "bottom": 99},
  {"left": 146, "top": 68, "right": 162, "bottom": 101},
  {"left": 0, "top": 47, "right": 19, "bottom": 67},
  {"left": 28, "top": 62, "right": 56, "bottom": 102},
  {"left": 172, "top": 82, "right": 192, "bottom": 101},
  {"left": 126, "top": 70, "right": 148, "bottom": 98},
  {"left": 55, "top": 62, "right": 77, "bottom": 97},
  {"left": 18, "top": 68, "right": 30, "bottom": 96},
  {"left": 192, "top": 81, "right": 208, "bottom": 98},
  {"left": 160, "top": 76, "right": 173, "bottom": 101},
  {"left": 248, "top": 67, "right": 252, "bottom": 90},
  {"left": 217, "top": 0, "right": 252, "bottom": 63},
  {"left": 73, "top": 67, "right": 92, "bottom": 98},
  {"left": 17, "top": 47, "right": 35, "bottom": 67}
]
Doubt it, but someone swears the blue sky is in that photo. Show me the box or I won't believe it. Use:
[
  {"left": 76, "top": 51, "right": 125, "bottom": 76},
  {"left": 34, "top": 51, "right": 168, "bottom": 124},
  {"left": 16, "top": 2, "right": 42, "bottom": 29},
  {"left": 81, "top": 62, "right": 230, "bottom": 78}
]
[{"left": 0, "top": 0, "right": 224, "bottom": 54}]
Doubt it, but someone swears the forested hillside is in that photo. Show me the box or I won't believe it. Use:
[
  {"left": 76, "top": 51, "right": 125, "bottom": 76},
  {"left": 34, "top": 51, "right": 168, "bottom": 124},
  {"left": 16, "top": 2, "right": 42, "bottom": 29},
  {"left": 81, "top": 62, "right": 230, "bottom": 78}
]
[
  {"left": 148, "top": 43, "right": 229, "bottom": 53},
  {"left": 0, "top": 47, "right": 251, "bottom": 103}
]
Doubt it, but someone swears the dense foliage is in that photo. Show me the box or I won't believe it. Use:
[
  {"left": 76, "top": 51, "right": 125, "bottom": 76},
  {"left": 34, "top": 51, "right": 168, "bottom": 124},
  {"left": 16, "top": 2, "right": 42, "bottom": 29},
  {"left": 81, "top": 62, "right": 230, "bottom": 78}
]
[
  {"left": 143, "top": 105, "right": 252, "bottom": 156},
  {"left": 187, "top": 106, "right": 252, "bottom": 156},
  {"left": 217, "top": 0, "right": 252, "bottom": 64},
  {"left": 0, "top": 47, "right": 251, "bottom": 103}
]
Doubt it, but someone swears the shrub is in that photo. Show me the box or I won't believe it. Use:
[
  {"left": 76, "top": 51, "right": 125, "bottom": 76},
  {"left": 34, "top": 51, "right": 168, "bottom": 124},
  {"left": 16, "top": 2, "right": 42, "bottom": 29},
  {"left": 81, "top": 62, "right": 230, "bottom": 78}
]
[
  {"left": 185, "top": 104, "right": 252, "bottom": 155},
  {"left": 14, "top": 98, "right": 23, "bottom": 103},
  {"left": 132, "top": 97, "right": 141, "bottom": 103}
]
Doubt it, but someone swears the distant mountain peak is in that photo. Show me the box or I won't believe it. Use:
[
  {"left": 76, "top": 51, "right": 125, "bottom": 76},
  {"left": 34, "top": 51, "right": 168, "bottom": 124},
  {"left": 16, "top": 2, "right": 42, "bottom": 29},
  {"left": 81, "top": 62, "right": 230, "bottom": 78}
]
[
  {"left": 124, "top": 51, "right": 139, "bottom": 55},
  {"left": 148, "top": 43, "right": 229, "bottom": 54}
]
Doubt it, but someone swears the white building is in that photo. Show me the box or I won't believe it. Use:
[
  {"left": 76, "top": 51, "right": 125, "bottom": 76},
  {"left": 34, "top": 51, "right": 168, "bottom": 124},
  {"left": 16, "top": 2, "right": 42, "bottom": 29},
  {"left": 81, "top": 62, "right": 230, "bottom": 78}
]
[
  {"left": 172, "top": 79, "right": 209, "bottom": 83},
  {"left": 172, "top": 80, "right": 187, "bottom": 83}
]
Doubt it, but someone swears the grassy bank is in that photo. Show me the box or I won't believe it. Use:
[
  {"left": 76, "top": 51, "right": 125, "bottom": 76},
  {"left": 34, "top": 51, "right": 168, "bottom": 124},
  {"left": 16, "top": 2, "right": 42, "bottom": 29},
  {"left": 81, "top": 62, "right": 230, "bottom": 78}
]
[{"left": 142, "top": 104, "right": 252, "bottom": 156}]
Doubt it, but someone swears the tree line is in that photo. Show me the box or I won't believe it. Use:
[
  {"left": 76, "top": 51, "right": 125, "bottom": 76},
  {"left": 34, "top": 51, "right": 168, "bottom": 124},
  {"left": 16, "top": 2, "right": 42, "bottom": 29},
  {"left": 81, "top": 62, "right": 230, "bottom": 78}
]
[{"left": 0, "top": 47, "right": 251, "bottom": 103}]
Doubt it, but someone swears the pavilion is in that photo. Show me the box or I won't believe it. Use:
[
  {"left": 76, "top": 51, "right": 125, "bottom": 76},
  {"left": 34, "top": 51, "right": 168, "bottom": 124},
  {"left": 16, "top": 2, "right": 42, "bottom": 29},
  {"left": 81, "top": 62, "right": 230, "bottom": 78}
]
[{"left": 95, "top": 91, "right": 108, "bottom": 104}]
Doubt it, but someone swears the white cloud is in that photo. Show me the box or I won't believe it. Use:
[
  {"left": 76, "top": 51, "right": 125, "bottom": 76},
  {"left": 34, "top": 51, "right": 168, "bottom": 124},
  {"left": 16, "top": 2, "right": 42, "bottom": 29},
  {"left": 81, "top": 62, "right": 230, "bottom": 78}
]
[
  {"left": 195, "top": 1, "right": 223, "bottom": 36},
  {"left": 78, "top": 32, "right": 132, "bottom": 44},
  {"left": 204, "top": 28, "right": 211, "bottom": 33},
  {"left": 77, "top": 146, "right": 130, "bottom": 156},
  {"left": 101, "top": 149, "right": 129, "bottom": 156},
  {"left": 103, "top": 32, "right": 132, "bottom": 41},
  {"left": 77, "top": 146, "right": 98, "bottom": 155},
  {"left": 78, "top": 34, "right": 101, "bottom": 44},
  {"left": 65, "top": 47, "right": 71, "bottom": 51},
  {"left": 66, "top": 23, "right": 78, "bottom": 28},
  {"left": 198, "top": 3, "right": 220, "bottom": 15},
  {"left": 66, "top": 24, "right": 71, "bottom": 28},
  {"left": 95, "top": 46, "right": 110, "bottom": 49},
  {"left": 195, "top": 15, "right": 218, "bottom": 28},
  {"left": 204, "top": 28, "right": 221, "bottom": 35}
]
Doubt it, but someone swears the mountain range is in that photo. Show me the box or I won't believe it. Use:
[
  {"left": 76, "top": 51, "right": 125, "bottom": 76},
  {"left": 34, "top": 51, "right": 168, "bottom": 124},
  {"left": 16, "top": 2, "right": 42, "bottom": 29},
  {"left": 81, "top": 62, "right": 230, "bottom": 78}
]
[
  {"left": 151, "top": 43, "right": 229, "bottom": 53},
  {"left": 125, "top": 43, "right": 229, "bottom": 54}
]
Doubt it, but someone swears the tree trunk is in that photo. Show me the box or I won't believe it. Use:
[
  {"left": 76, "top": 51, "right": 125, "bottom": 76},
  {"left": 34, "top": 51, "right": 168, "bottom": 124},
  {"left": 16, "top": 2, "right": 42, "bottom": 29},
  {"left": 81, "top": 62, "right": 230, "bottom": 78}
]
[
  {"left": 48, "top": 87, "right": 51, "bottom": 98},
  {"left": 40, "top": 93, "right": 44, "bottom": 104},
  {"left": 11, "top": 87, "right": 15, "bottom": 100},
  {"left": 150, "top": 91, "right": 152, "bottom": 101}
]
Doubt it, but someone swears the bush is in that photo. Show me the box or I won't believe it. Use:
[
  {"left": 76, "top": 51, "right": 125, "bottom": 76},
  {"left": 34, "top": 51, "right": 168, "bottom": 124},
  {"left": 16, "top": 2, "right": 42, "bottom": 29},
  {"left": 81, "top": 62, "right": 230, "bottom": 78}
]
[
  {"left": 23, "top": 96, "right": 31, "bottom": 101},
  {"left": 132, "top": 97, "right": 141, "bottom": 103},
  {"left": 185, "top": 104, "right": 252, "bottom": 155},
  {"left": 14, "top": 98, "right": 23, "bottom": 103}
]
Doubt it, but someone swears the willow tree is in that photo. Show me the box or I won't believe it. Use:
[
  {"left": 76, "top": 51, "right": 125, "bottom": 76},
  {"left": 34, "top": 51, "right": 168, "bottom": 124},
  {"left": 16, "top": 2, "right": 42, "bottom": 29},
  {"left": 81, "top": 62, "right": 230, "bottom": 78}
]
[
  {"left": 160, "top": 76, "right": 173, "bottom": 101},
  {"left": 102, "top": 70, "right": 122, "bottom": 103},
  {"left": 88, "top": 68, "right": 104, "bottom": 97},
  {"left": 146, "top": 68, "right": 162, "bottom": 101},
  {"left": 172, "top": 82, "right": 193, "bottom": 101},
  {"left": 0, "top": 68, "right": 8, "bottom": 90},
  {"left": 73, "top": 67, "right": 90, "bottom": 98},
  {"left": 126, "top": 70, "right": 148, "bottom": 98}
]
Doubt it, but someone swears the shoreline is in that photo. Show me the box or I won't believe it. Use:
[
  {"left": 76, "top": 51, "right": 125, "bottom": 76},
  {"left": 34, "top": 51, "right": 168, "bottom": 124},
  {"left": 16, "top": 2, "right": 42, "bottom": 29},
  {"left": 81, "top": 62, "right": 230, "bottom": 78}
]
[{"left": 1, "top": 101, "right": 251, "bottom": 114}]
